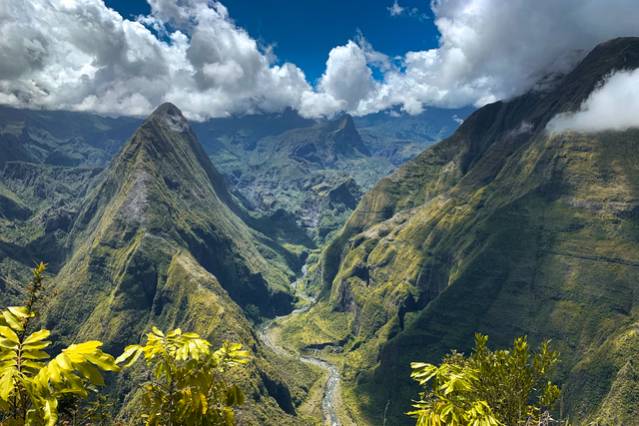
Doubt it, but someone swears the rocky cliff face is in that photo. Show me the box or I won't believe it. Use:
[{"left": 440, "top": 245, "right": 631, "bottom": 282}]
[{"left": 282, "top": 37, "right": 639, "bottom": 424}]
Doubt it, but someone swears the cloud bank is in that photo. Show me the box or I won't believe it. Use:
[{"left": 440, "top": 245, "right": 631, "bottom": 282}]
[
  {"left": 547, "top": 69, "right": 639, "bottom": 133},
  {"left": 0, "top": 0, "right": 639, "bottom": 120}
]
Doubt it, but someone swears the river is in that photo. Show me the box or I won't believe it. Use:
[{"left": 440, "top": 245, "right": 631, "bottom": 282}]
[{"left": 257, "top": 265, "right": 342, "bottom": 426}]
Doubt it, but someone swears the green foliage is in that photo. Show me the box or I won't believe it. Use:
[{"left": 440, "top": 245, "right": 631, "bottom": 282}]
[
  {"left": 57, "top": 392, "right": 120, "bottom": 426},
  {"left": 0, "top": 263, "right": 119, "bottom": 426},
  {"left": 117, "top": 327, "right": 250, "bottom": 426},
  {"left": 409, "top": 334, "right": 560, "bottom": 426},
  {"left": 408, "top": 359, "right": 500, "bottom": 426}
]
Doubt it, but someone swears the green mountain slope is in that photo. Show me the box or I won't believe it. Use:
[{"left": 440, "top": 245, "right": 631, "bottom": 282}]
[
  {"left": 281, "top": 37, "right": 639, "bottom": 424},
  {"left": 0, "top": 162, "right": 103, "bottom": 290},
  {"left": 0, "top": 107, "right": 141, "bottom": 283},
  {"left": 38, "top": 103, "right": 319, "bottom": 424}
]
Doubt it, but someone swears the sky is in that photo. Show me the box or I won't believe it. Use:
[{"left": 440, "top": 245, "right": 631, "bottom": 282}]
[
  {"left": 1, "top": 1, "right": 639, "bottom": 121},
  {"left": 106, "top": 0, "right": 438, "bottom": 83}
]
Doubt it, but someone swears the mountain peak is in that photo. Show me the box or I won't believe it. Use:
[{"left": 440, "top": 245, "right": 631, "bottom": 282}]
[
  {"left": 148, "top": 102, "right": 189, "bottom": 133},
  {"left": 332, "top": 114, "right": 356, "bottom": 132},
  {"left": 152, "top": 102, "right": 181, "bottom": 114},
  {"left": 590, "top": 36, "right": 639, "bottom": 56},
  {"left": 327, "top": 114, "right": 370, "bottom": 156},
  {"left": 550, "top": 36, "right": 639, "bottom": 114},
  {"left": 571, "top": 36, "right": 639, "bottom": 80}
]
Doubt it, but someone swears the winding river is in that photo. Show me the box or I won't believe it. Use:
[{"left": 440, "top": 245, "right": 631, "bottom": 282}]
[{"left": 257, "top": 266, "right": 342, "bottom": 426}]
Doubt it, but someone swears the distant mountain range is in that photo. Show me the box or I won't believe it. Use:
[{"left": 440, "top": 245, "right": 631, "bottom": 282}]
[
  {"left": 0, "top": 104, "right": 470, "bottom": 247},
  {"left": 194, "top": 106, "right": 472, "bottom": 242}
]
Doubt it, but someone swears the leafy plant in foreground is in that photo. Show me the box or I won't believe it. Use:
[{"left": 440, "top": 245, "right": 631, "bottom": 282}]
[
  {"left": 117, "top": 327, "right": 250, "bottom": 426},
  {"left": 0, "top": 263, "right": 119, "bottom": 425},
  {"left": 409, "top": 333, "right": 560, "bottom": 426}
]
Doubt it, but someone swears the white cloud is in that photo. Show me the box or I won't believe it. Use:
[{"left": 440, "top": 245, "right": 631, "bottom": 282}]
[
  {"left": 318, "top": 41, "right": 376, "bottom": 112},
  {"left": 322, "top": 0, "right": 639, "bottom": 117},
  {"left": 0, "top": 0, "right": 314, "bottom": 120},
  {"left": 547, "top": 69, "right": 639, "bottom": 133},
  {"left": 387, "top": 1, "right": 429, "bottom": 21},
  {"left": 388, "top": 1, "right": 404, "bottom": 17},
  {"left": 1, "top": 0, "right": 639, "bottom": 120},
  {"left": 359, "top": 0, "right": 639, "bottom": 115}
]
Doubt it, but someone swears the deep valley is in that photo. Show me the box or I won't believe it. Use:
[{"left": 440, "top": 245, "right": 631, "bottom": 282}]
[{"left": 2, "top": 4, "right": 639, "bottom": 423}]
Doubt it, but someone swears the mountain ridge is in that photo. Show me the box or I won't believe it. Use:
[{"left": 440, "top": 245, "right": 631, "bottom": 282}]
[
  {"left": 33, "top": 103, "right": 322, "bottom": 424},
  {"left": 279, "top": 36, "right": 639, "bottom": 424}
]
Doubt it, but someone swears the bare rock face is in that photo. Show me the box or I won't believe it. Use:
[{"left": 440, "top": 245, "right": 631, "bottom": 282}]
[
  {"left": 158, "top": 104, "right": 190, "bottom": 133},
  {"left": 120, "top": 169, "right": 150, "bottom": 224}
]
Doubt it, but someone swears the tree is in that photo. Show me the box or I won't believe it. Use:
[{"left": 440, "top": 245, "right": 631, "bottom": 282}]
[
  {"left": 0, "top": 263, "right": 119, "bottom": 426},
  {"left": 409, "top": 333, "right": 561, "bottom": 426},
  {"left": 116, "top": 327, "right": 250, "bottom": 426}
]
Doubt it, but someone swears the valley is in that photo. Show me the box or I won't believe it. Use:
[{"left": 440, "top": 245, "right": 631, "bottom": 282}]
[
  {"left": 2, "top": 5, "right": 639, "bottom": 422},
  {"left": 0, "top": 98, "right": 465, "bottom": 424},
  {"left": 256, "top": 262, "right": 344, "bottom": 426},
  {"left": 277, "top": 37, "right": 639, "bottom": 425}
]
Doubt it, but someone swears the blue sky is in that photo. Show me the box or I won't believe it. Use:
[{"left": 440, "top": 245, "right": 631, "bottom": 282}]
[{"left": 105, "top": 0, "right": 439, "bottom": 82}]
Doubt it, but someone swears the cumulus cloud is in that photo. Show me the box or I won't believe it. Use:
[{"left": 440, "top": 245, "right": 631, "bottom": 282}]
[
  {"left": 547, "top": 69, "right": 639, "bottom": 133},
  {"left": 0, "top": 0, "right": 317, "bottom": 120},
  {"left": 1, "top": 0, "right": 639, "bottom": 120},
  {"left": 317, "top": 41, "right": 376, "bottom": 112}
]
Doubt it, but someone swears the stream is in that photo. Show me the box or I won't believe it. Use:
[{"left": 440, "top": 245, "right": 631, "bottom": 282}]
[{"left": 257, "top": 265, "right": 342, "bottom": 426}]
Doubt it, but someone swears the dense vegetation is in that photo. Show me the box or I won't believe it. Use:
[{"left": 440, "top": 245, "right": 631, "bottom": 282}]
[
  {"left": 0, "top": 264, "right": 250, "bottom": 426},
  {"left": 116, "top": 328, "right": 249, "bottom": 425},
  {"left": 0, "top": 263, "right": 118, "bottom": 425}
]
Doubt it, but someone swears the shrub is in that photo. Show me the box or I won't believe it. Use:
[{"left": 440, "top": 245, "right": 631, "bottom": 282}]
[
  {"left": 117, "top": 327, "right": 250, "bottom": 425},
  {"left": 409, "top": 333, "right": 560, "bottom": 426},
  {"left": 0, "top": 263, "right": 119, "bottom": 425}
]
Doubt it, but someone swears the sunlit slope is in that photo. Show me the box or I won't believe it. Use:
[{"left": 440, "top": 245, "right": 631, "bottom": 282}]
[{"left": 284, "top": 37, "right": 639, "bottom": 424}]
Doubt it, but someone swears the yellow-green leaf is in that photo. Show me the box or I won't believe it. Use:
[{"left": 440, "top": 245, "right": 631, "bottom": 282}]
[
  {"left": 0, "top": 326, "right": 19, "bottom": 343},
  {"left": 2, "top": 311, "right": 23, "bottom": 332},
  {"left": 23, "top": 329, "right": 51, "bottom": 346},
  {"left": 115, "top": 345, "right": 143, "bottom": 368}
]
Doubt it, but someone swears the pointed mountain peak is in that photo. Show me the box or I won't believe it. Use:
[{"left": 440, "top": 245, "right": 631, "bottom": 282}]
[
  {"left": 74, "top": 100, "right": 239, "bottom": 236},
  {"left": 324, "top": 113, "right": 369, "bottom": 157},
  {"left": 152, "top": 102, "right": 182, "bottom": 116},
  {"left": 117, "top": 101, "right": 237, "bottom": 215},
  {"left": 123, "top": 102, "right": 197, "bottom": 158},
  {"left": 146, "top": 102, "right": 190, "bottom": 133},
  {"left": 332, "top": 114, "right": 356, "bottom": 132}
]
